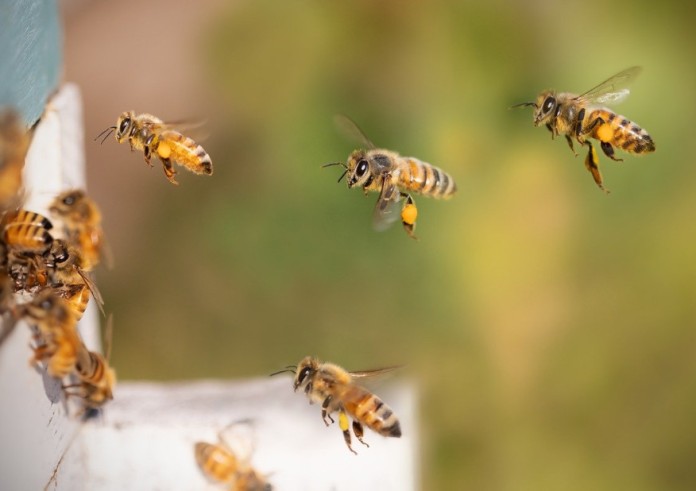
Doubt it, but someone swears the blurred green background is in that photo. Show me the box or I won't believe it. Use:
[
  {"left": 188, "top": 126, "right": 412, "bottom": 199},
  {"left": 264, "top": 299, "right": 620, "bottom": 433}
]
[{"left": 64, "top": 0, "right": 696, "bottom": 489}]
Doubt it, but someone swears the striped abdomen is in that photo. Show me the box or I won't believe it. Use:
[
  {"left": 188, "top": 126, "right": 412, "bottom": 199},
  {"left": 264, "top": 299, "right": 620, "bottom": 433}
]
[
  {"left": 194, "top": 442, "right": 238, "bottom": 483},
  {"left": 75, "top": 347, "right": 106, "bottom": 384},
  {"left": 3, "top": 210, "right": 54, "bottom": 253},
  {"left": 397, "top": 157, "right": 456, "bottom": 198},
  {"left": 62, "top": 284, "right": 90, "bottom": 320},
  {"left": 158, "top": 131, "right": 213, "bottom": 175},
  {"left": 590, "top": 109, "right": 655, "bottom": 154},
  {"left": 3, "top": 223, "right": 53, "bottom": 253},
  {"left": 343, "top": 385, "right": 401, "bottom": 438}
]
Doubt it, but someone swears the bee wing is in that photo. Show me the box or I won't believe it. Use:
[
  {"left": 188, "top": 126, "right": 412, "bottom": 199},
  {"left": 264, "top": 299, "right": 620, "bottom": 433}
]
[
  {"left": 372, "top": 180, "right": 402, "bottom": 232},
  {"left": 218, "top": 420, "right": 256, "bottom": 464},
  {"left": 334, "top": 114, "right": 376, "bottom": 149},
  {"left": 142, "top": 119, "right": 209, "bottom": 142},
  {"left": 76, "top": 268, "right": 105, "bottom": 316},
  {"left": 350, "top": 365, "right": 404, "bottom": 379},
  {"left": 575, "top": 66, "right": 642, "bottom": 106}
]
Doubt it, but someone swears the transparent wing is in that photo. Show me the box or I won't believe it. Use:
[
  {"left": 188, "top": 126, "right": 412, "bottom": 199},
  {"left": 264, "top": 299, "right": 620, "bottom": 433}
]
[
  {"left": 77, "top": 268, "right": 105, "bottom": 316},
  {"left": 218, "top": 419, "right": 256, "bottom": 464},
  {"left": 141, "top": 119, "right": 209, "bottom": 141},
  {"left": 334, "top": 114, "right": 376, "bottom": 149},
  {"left": 575, "top": 66, "right": 642, "bottom": 105},
  {"left": 372, "top": 180, "right": 402, "bottom": 232},
  {"left": 350, "top": 365, "right": 404, "bottom": 379}
]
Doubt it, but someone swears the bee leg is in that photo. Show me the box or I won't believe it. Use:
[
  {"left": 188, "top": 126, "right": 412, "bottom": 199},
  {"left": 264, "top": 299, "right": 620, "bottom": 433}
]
[
  {"left": 583, "top": 142, "right": 609, "bottom": 194},
  {"left": 142, "top": 145, "right": 154, "bottom": 167},
  {"left": 161, "top": 158, "right": 180, "bottom": 186},
  {"left": 400, "top": 193, "right": 418, "bottom": 240},
  {"left": 545, "top": 123, "right": 555, "bottom": 140},
  {"left": 564, "top": 135, "right": 578, "bottom": 157},
  {"left": 321, "top": 396, "right": 335, "bottom": 426},
  {"left": 338, "top": 410, "right": 357, "bottom": 455},
  {"left": 600, "top": 141, "right": 623, "bottom": 162},
  {"left": 352, "top": 420, "right": 370, "bottom": 448}
]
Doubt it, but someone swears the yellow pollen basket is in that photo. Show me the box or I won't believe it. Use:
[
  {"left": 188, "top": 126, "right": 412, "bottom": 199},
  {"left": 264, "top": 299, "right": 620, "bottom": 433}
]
[
  {"left": 596, "top": 123, "right": 614, "bottom": 143},
  {"left": 401, "top": 203, "right": 418, "bottom": 225},
  {"left": 157, "top": 141, "right": 172, "bottom": 159}
]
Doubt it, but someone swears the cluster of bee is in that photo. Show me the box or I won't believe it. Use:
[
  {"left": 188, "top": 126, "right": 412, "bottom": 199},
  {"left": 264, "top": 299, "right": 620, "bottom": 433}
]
[{"left": 0, "top": 109, "right": 115, "bottom": 413}]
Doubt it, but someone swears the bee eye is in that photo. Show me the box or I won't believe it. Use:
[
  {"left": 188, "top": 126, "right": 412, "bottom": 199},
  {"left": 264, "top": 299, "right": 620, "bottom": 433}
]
[
  {"left": 297, "top": 366, "right": 311, "bottom": 384},
  {"left": 356, "top": 159, "right": 369, "bottom": 177},
  {"left": 62, "top": 195, "right": 75, "bottom": 206},
  {"left": 40, "top": 299, "right": 53, "bottom": 310},
  {"left": 118, "top": 118, "right": 130, "bottom": 135},
  {"left": 543, "top": 96, "right": 556, "bottom": 114}
]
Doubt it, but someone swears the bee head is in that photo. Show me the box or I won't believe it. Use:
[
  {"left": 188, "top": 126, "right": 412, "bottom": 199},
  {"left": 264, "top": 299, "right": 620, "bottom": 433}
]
[
  {"left": 115, "top": 111, "right": 135, "bottom": 143},
  {"left": 346, "top": 150, "right": 372, "bottom": 189},
  {"left": 293, "top": 356, "right": 318, "bottom": 392},
  {"left": 533, "top": 91, "right": 557, "bottom": 126},
  {"left": 50, "top": 189, "right": 84, "bottom": 216}
]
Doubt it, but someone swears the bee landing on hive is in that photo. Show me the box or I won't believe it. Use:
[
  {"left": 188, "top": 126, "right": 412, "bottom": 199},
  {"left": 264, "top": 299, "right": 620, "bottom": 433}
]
[{"left": 272, "top": 356, "right": 402, "bottom": 455}]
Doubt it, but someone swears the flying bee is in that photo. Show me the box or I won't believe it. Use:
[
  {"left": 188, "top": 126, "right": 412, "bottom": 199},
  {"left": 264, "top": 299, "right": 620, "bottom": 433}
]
[
  {"left": 64, "top": 315, "right": 116, "bottom": 409},
  {"left": 512, "top": 66, "right": 655, "bottom": 192},
  {"left": 324, "top": 115, "right": 456, "bottom": 239},
  {"left": 272, "top": 356, "right": 402, "bottom": 454},
  {"left": 194, "top": 421, "right": 272, "bottom": 491},
  {"left": 21, "top": 289, "right": 80, "bottom": 379},
  {"left": 49, "top": 189, "right": 108, "bottom": 270},
  {"left": 97, "top": 111, "right": 213, "bottom": 185}
]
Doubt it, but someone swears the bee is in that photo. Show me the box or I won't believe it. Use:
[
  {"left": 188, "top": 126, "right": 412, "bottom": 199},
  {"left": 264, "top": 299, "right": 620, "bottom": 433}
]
[
  {"left": 64, "top": 316, "right": 116, "bottom": 409},
  {"left": 49, "top": 189, "right": 107, "bottom": 270},
  {"left": 0, "top": 109, "right": 27, "bottom": 213},
  {"left": 324, "top": 115, "right": 456, "bottom": 239},
  {"left": 44, "top": 239, "right": 105, "bottom": 319},
  {"left": 2, "top": 210, "right": 54, "bottom": 290},
  {"left": 194, "top": 421, "right": 272, "bottom": 491},
  {"left": 272, "top": 356, "right": 402, "bottom": 454},
  {"left": 21, "top": 290, "right": 80, "bottom": 379},
  {"left": 97, "top": 111, "right": 213, "bottom": 185},
  {"left": 512, "top": 66, "right": 655, "bottom": 192}
]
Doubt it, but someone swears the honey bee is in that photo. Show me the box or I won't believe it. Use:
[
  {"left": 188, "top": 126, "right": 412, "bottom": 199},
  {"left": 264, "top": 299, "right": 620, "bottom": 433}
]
[
  {"left": 273, "top": 356, "right": 402, "bottom": 454},
  {"left": 512, "top": 66, "right": 655, "bottom": 192},
  {"left": 194, "top": 421, "right": 272, "bottom": 491},
  {"left": 0, "top": 109, "right": 27, "bottom": 212},
  {"left": 49, "top": 189, "right": 107, "bottom": 270},
  {"left": 21, "top": 290, "right": 80, "bottom": 379},
  {"left": 97, "top": 111, "right": 213, "bottom": 185},
  {"left": 44, "top": 239, "right": 105, "bottom": 318},
  {"left": 64, "top": 316, "right": 116, "bottom": 408},
  {"left": 324, "top": 115, "right": 456, "bottom": 239}
]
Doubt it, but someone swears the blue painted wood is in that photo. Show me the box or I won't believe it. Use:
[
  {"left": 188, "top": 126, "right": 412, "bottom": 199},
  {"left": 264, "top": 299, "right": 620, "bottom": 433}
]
[{"left": 0, "top": 0, "right": 62, "bottom": 127}]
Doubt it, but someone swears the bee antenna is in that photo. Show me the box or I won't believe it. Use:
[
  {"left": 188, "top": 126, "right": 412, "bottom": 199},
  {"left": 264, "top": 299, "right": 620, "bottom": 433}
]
[
  {"left": 509, "top": 102, "right": 537, "bottom": 110},
  {"left": 321, "top": 162, "right": 347, "bottom": 169},
  {"left": 94, "top": 126, "right": 116, "bottom": 144},
  {"left": 269, "top": 368, "right": 296, "bottom": 377},
  {"left": 322, "top": 162, "right": 348, "bottom": 183}
]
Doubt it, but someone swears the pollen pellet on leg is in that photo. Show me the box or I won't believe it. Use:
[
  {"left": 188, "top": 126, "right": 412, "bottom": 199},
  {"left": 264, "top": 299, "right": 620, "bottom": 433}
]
[
  {"left": 157, "top": 142, "right": 172, "bottom": 159},
  {"left": 401, "top": 203, "right": 418, "bottom": 225},
  {"left": 596, "top": 123, "right": 614, "bottom": 143}
]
